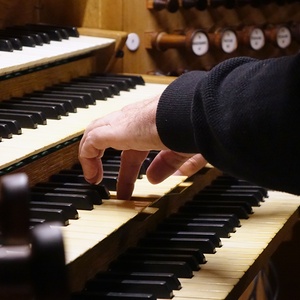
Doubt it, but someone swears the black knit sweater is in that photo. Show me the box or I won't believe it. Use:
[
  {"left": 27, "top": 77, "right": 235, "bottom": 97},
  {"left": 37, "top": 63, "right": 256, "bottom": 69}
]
[{"left": 156, "top": 54, "right": 300, "bottom": 195}]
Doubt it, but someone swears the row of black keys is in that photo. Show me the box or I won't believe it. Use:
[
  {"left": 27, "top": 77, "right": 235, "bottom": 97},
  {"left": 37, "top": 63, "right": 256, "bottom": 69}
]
[
  {"left": 0, "top": 23, "right": 79, "bottom": 51},
  {"left": 0, "top": 73, "right": 145, "bottom": 140},
  {"left": 27, "top": 149, "right": 156, "bottom": 227},
  {"left": 70, "top": 174, "right": 268, "bottom": 300},
  {"left": 27, "top": 153, "right": 266, "bottom": 232}
]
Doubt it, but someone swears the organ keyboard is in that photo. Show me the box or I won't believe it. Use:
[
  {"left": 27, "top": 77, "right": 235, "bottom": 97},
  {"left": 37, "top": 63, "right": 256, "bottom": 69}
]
[
  {"left": 0, "top": 80, "right": 168, "bottom": 169},
  {"left": 0, "top": 22, "right": 300, "bottom": 300},
  {"left": 58, "top": 167, "right": 299, "bottom": 299},
  {"left": 0, "top": 25, "right": 114, "bottom": 76}
]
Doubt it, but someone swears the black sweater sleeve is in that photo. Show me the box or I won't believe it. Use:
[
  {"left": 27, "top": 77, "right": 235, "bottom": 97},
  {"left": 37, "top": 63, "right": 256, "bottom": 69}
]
[{"left": 156, "top": 54, "right": 300, "bottom": 194}]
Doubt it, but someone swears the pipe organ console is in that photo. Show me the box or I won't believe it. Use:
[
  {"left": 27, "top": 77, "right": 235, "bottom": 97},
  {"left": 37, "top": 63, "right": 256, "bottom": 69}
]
[{"left": 1, "top": 0, "right": 300, "bottom": 299}]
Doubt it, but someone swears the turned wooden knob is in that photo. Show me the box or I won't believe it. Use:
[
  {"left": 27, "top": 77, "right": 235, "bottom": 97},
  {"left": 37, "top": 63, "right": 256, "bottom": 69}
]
[
  {"left": 238, "top": 26, "right": 265, "bottom": 50},
  {"left": 149, "top": 30, "right": 209, "bottom": 56},
  {"left": 211, "top": 28, "right": 238, "bottom": 53},
  {"left": 147, "top": 0, "right": 180, "bottom": 12},
  {"left": 264, "top": 24, "right": 292, "bottom": 49}
]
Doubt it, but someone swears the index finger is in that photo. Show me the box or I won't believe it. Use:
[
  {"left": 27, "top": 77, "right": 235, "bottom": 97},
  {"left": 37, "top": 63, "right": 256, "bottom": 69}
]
[{"left": 117, "top": 150, "right": 149, "bottom": 200}]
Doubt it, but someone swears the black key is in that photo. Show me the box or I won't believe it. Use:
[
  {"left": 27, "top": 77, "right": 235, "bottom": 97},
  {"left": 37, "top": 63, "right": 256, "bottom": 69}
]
[
  {"left": 179, "top": 203, "right": 249, "bottom": 219},
  {"left": 30, "top": 201, "right": 79, "bottom": 220},
  {"left": 0, "top": 108, "right": 46, "bottom": 125},
  {"left": 0, "top": 123, "right": 12, "bottom": 138},
  {"left": 69, "top": 82, "right": 114, "bottom": 98},
  {"left": 118, "top": 252, "right": 199, "bottom": 271},
  {"left": 103, "top": 170, "right": 120, "bottom": 178},
  {"left": 126, "top": 246, "right": 206, "bottom": 265},
  {"left": 212, "top": 175, "right": 253, "bottom": 184},
  {"left": 0, "top": 39, "right": 13, "bottom": 52},
  {"left": 25, "top": 24, "right": 67, "bottom": 40},
  {"left": 76, "top": 76, "right": 128, "bottom": 91},
  {"left": 88, "top": 76, "right": 131, "bottom": 91},
  {"left": 0, "top": 31, "right": 36, "bottom": 47},
  {"left": 35, "top": 182, "right": 110, "bottom": 199},
  {"left": 99, "top": 73, "right": 145, "bottom": 85},
  {"left": 11, "top": 26, "right": 55, "bottom": 44},
  {"left": 0, "top": 119, "right": 22, "bottom": 134},
  {"left": 0, "top": 37, "right": 22, "bottom": 50},
  {"left": 5, "top": 27, "right": 44, "bottom": 45},
  {"left": 148, "top": 231, "right": 221, "bottom": 248},
  {"left": 139, "top": 236, "right": 216, "bottom": 254},
  {"left": 92, "top": 74, "right": 136, "bottom": 89},
  {"left": 60, "top": 168, "right": 123, "bottom": 181},
  {"left": 50, "top": 173, "right": 88, "bottom": 184},
  {"left": 95, "top": 271, "right": 181, "bottom": 290},
  {"left": 29, "top": 192, "right": 94, "bottom": 210},
  {"left": 186, "top": 200, "right": 253, "bottom": 214},
  {"left": 167, "top": 215, "right": 235, "bottom": 233},
  {"left": 10, "top": 98, "right": 68, "bottom": 116},
  {"left": 8, "top": 37, "right": 23, "bottom": 50},
  {"left": 13, "top": 28, "right": 51, "bottom": 44},
  {"left": 26, "top": 94, "right": 77, "bottom": 113},
  {"left": 30, "top": 218, "right": 46, "bottom": 227},
  {"left": 30, "top": 207, "right": 68, "bottom": 226},
  {"left": 101, "top": 176, "right": 118, "bottom": 191},
  {"left": 102, "top": 163, "right": 121, "bottom": 172},
  {"left": 212, "top": 176, "right": 268, "bottom": 196},
  {"left": 157, "top": 221, "right": 231, "bottom": 238},
  {"left": 61, "top": 165, "right": 118, "bottom": 190},
  {"left": 0, "top": 102, "right": 61, "bottom": 120},
  {"left": 27, "top": 24, "right": 80, "bottom": 37},
  {"left": 172, "top": 212, "right": 241, "bottom": 228},
  {"left": 194, "top": 192, "right": 260, "bottom": 206},
  {"left": 33, "top": 91, "right": 88, "bottom": 108},
  {"left": 100, "top": 157, "right": 121, "bottom": 164},
  {"left": 0, "top": 113, "right": 37, "bottom": 128},
  {"left": 26, "top": 24, "right": 63, "bottom": 41},
  {"left": 45, "top": 87, "right": 95, "bottom": 105},
  {"left": 210, "top": 184, "right": 268, "bottom": 198},
  {"left": 31, "top": 186, "right": 102, "bottom": 205},
  {"left": 203, "top": 186, "right": 265, "bottom": 200},
  {"left": 109, "top": 259, "right": 193, "bottom": 278},
  {"left": 53, "top": 83, "right": 106, "bottom": 100},
  {"left": 71, "top": 291, "right": 156, "bottom": 300},
  {"left": 72, "top": 77, "right": 120, "bottom": 95},
  {"left": 85, "top": 278, "right": 173, "bottom": 299}
]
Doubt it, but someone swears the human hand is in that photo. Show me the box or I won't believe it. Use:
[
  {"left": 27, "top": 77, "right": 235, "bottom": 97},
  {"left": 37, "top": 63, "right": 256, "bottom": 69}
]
[
  {"left": 78, "top": 95, "right": 166, "bottom": 197},
  {"left": 78, "top": 95, "right": 207, "bottom": 199}
]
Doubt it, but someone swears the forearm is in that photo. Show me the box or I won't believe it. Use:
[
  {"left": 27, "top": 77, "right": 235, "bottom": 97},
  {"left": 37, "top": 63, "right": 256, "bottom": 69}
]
[{"left": 156, "top": 54, "right": 300, "bottom": 194}]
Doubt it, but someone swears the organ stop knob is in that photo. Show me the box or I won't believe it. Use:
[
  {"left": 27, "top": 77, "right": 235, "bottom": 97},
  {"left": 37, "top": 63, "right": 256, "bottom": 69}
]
[
  {"left": 147, "top": 30, "right": 209, "bottom": 56},
  {"left": 238, "top": 26, "right": 265, "bottom": 50},
  {"left": 211, "top": 28, "right": 238, "bottom": 53},
  {"left": 147, "top": 0, "right": 180, "bottom": 12},
  {"left": 264, "top": 24, "right": 292, "bottom": 49}
]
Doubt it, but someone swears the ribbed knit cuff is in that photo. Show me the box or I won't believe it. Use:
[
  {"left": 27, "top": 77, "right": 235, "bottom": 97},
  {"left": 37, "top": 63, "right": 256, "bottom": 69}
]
[{"left": 156, "top": 71, "right": 206, "bottom": 153}]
